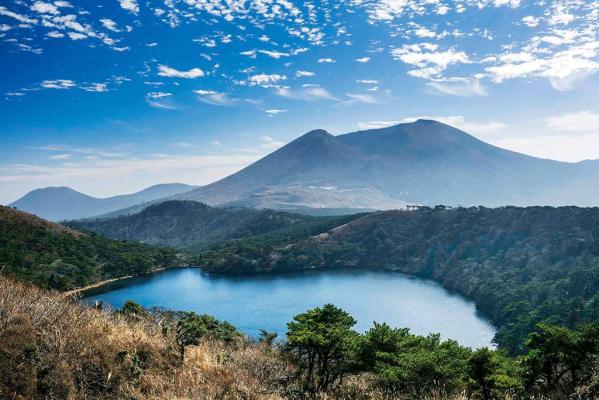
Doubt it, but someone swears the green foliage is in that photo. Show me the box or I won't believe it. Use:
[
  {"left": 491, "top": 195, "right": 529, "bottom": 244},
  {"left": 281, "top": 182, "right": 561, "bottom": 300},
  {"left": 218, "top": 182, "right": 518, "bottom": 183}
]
[
  {"left": 119, "top": 300, "right": 147, "bottom": 319},
  {"left": 0, "top": 206, "right": 179, "bottom": 290},
  {"left": 466, "top": 348, "right": 522, "bottom": 400},
  {"left": 360, "top": 323, "right": 471, "bottom": 397},
  {"left": 198, "top": 206, "right": 599, "bottom": 353},
  {"left": 258, "top": 329, "right": 278, "bottom": 347},
  {"left": 68, "top": 200, "right": 364, "bottom": 252},
  {"left": 522, "top": 322, "right": 599, "bottom": 398},
  {"left": 286, "top": 304, "right": 361, "bottom": 393},
  {"left": 175, "top": 312, "right": 239, "bottom": 361}
]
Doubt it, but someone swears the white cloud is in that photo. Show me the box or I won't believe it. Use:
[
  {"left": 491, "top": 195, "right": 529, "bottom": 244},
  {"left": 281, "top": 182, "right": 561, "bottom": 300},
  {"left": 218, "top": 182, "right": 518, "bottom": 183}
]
[
  {"left": 118, "top": 0, "right": 139, "bottom": 15},
  {"left": 31, "top": 2, "right": 59, "bottom": 15},
  {"left": 100, "top": 18, "right": 119, "bottom": 32},
  {"left": 357, "top": 79, "right": 378, "bottom": 84},
  {"left": 427, "top": 78, "right": 487, "bottom": 97},
  {"left": 40, "top": 79, "right": 76, "bottom": 89},
  {"left": 0, "top": 7, "right": 38, "bottom": 24},
  {"left": 193, "top": 90, "right": 236, "bottom": 106},
  {"left": 296, "top": 70, "right": 315, "bottom": 77},
  {"left": 318, "top": 58, "right": 336, "bottom": 63},
  {"left": 391, "top": 43, "right": 470, "bottom": 79},
  {"left": 546, "top": 111, "right": 599, "bottom": 132},
  {"left": 248, "top": 74, "right": 287, "bottom": 87},
  {"left": 66, "top": 31, "right": 86, "bottom": 40},
  {"left": 82, "top": 83, "right": 108, "bottom": 92},
  {"left": 145, "top": 92, "right": 176, "bottom": 109},
  {"left": 356, "top": 57, "right": 370, "bottom": 63},
  {"left": 47, "top": 31, "right": 64, "bottom": 38},
  {"left": 486, "top": 42, "right": 599, "bottom": 91},
  {"left": 49, "top": 153, "right": 71, "bottom": 160},
  {"left": 521, "top": 16, "right": 540, "bottom": 27},
  {"left": 158, "top": 65, "right": 204, "bottom": 79},
  {"left": 493, "top": 0, "right": 520, "bottom": 8},
  {"left": 401, "top": 115, "right": 507, "bottom": 137},
  {"left": 265, "top": 109, "right": 287, "bottom": 115},
  {"left": 258, "top": 49, "right": 289, "bottom": 59},
  {"left": 147, "top": 92, "right": 172, "bottom": 99},
  {"left": 275, "top": 85, "right": 337, "bottom": 101},
  {"left": 357, "top": 120, "right": 400, "bottom": 130},
  {"left": 345, "top": 93, "right": 380, "bottom": 104}
]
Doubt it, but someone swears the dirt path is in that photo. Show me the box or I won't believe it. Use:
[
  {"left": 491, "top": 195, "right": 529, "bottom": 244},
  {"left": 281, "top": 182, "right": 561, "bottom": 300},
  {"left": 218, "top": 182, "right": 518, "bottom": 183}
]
[{"left": 63, "top": 267, "right": 167, "bottom": 297}]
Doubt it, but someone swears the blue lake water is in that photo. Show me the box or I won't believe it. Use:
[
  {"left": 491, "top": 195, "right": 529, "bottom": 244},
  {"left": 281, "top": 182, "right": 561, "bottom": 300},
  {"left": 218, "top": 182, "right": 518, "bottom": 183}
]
[{"left": 83, "top": 268, "right": 496, "bottom": 348}]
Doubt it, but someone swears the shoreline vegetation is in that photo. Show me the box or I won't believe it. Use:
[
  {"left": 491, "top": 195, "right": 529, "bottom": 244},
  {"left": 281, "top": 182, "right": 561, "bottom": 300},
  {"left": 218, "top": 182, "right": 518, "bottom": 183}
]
[{"left": 1, "top": 276, "right": 597, "bottom": 400}]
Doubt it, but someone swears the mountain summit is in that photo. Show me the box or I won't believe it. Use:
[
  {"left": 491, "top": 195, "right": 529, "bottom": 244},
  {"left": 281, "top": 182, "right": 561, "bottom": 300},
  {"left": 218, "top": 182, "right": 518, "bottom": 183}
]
[
  {"left": 174, "top": 120, "right": 599, "bottom": 209},
  {"left": 10, "top": 183, "right": 196, "bottom": 221}
]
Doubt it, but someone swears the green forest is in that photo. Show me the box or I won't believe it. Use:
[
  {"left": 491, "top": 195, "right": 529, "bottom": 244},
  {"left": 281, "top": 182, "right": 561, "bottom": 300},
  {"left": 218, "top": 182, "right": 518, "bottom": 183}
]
[
  {"left": 196, "top": 206, "right": 599, "bottom": 354},
  {"left": 0, "top": 206, "right": 178, "bottom": 290}
]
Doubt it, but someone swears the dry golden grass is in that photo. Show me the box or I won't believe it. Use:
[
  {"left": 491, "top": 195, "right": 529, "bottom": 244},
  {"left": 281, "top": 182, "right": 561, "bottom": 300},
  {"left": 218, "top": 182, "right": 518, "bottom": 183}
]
[
  {"left": 0, "top": 276, "right": 297, "bottom": 400},
  {"left": 0, "top": 277, "right": 548, "bottom": 400}
]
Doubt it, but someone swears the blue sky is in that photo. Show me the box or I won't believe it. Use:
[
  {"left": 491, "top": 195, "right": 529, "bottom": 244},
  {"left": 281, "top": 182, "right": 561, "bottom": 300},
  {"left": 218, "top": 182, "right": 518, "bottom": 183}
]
[{"left": 1, "top": 0, "right": 599, "bottom": 204}]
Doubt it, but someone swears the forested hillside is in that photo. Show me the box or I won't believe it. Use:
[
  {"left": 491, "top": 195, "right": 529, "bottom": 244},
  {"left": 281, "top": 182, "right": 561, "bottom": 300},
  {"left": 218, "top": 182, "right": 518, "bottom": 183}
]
[
  {"left": 0, "top": 206, "right": 178, "bottom": 290},
  {"left": 68, "top": 200, "right": 363, "bottom": 250},
  {"left": 197, "top": 206, "right": 599, "bottom": 353}
]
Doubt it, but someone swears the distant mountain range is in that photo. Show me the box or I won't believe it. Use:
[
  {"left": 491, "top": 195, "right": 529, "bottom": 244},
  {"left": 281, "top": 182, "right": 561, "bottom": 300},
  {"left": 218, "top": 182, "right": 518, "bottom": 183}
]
[
  {"left": 9, "top": 183, "right": 196, "bottom": 221},
  {"left": 10, "top": 120, "right": 599, "bottom": 218},
  {"left": 173, "top": 120, "right": 599, "bottom": 208}
]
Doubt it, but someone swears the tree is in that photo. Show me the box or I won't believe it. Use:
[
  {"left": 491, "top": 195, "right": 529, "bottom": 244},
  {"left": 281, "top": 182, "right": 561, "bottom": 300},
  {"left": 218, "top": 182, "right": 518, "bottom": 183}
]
[
  {"left": 523, "top": 323, "right": 599, "bottom": 397},
  {"left": 467, "top": 348, "right": 497, "bottom": 400},
  {"left": 259, "top": 329, "right": 278, "bottom": 348},
  {"left": 175, "top": 312, "right": 239, "bottom": 362},
  {"left": 119, "top": 300, "right": 146, "bottom": 319},
  {"left": 286, "top": 304, "right": 360, "bottom": 393}
]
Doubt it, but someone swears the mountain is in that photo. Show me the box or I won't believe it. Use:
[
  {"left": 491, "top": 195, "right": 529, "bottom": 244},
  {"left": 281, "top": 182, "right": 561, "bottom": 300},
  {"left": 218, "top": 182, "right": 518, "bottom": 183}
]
[
  {"left": 0, "top": 205, "right": 178, "bottom": 290},
  {"left": 68, "top": 200, "right": 362, "bottom": 251},
  {"left": 196, "top": 205, "right": 599, "bottom": 352},
  {"left": 9, "top": 183, "right": 196, "bottom": 221},
  {"left": 173, "top": 120, "right": 599, "bottom": 208}
]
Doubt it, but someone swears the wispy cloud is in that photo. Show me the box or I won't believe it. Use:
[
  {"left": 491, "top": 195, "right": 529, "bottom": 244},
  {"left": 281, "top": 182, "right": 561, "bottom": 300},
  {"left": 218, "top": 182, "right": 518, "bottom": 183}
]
[
  {"left": 193, "top": 90, "right": 237, "bottom": 106},
  {"left": 158, "top": 65, "right": 204, "bottom": 79}
]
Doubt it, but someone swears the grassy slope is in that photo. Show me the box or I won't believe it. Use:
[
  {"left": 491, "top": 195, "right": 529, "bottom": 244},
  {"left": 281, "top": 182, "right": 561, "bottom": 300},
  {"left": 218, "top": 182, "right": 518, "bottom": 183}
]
[
  {"left": 0, "top": 276, "right": 295, "bottom": 400},
  {"left": 0, "top": 205, "right": 179, "bottom": 290}
]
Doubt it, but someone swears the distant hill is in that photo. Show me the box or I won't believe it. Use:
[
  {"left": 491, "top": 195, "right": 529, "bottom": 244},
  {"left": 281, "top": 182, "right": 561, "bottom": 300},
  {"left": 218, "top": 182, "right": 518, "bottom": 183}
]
[
  {"left": 196, "top": 205, "right": 599, "bottom": 352},
  {"left": 0, "top": 205, "right": 178, "bottom": 290},
  {"left": 68, "top": 200, "right": 363, "bottom": 251},
  {"left": 173, "top": 120, "right": 599, "bottom": 208},
  {"left": 9, "top": 183, "right": 196, "bottom": 221}
]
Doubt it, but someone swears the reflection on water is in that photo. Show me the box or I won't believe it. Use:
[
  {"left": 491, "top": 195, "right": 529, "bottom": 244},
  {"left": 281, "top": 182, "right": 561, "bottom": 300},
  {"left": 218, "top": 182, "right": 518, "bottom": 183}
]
[{"left": 83, "top": 268, "right": 496, "bottom": 348}]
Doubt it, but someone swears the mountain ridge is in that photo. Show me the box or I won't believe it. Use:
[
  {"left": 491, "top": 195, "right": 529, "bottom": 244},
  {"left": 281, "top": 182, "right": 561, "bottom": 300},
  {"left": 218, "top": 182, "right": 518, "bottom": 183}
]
[
  {"left": 9, "top": 183, "right": 197, "bottom": 221},
  {"left": 173, "top": 120, "right": 599, "bottom": 209}
]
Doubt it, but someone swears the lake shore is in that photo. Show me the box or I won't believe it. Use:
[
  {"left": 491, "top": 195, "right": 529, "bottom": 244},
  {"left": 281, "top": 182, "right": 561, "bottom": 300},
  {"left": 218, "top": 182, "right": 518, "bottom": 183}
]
[{"left": 63, "top": 267, "right": 168, "bottom": 297}]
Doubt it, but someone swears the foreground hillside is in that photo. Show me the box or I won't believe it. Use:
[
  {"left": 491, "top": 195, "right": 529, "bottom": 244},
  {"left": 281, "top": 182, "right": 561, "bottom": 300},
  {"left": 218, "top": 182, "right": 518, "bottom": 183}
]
[
  {"left": 0, "top": 206, "right": 178, "bottom": 290},
  {"left": 68, "top": 200, "right": 363, "bottom": 250},
  {"left": 1, "top": 277, "right": 597, "bottom": 400},
  {"left": 197, "top": 206, "right": 599, "bottom": 353}
]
